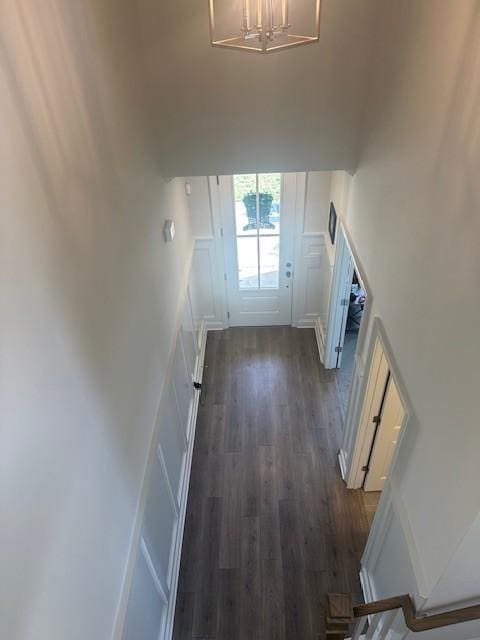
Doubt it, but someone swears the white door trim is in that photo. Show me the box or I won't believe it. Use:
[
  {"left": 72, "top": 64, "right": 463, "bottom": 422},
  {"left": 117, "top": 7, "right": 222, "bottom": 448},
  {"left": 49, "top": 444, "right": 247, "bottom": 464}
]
[
  {"left": 324, "top": 223, "right": 370, "bottom": 369},
  {"left": 344, "top": 317, "right": 413, "bottom": 489},
  {"left": 219, "top": 173, "right": 296, "bottom": 327}
]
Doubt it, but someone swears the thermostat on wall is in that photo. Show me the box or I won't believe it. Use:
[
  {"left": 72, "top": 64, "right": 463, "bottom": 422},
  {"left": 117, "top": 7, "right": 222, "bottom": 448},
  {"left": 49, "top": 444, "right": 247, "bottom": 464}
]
[{"left": 164, "top": 219, "right": 175, "bottom": 242}]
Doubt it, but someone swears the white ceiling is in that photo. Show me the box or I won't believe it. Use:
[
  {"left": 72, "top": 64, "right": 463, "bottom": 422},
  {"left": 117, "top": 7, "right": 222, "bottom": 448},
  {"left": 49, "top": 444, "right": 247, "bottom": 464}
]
[{"left": 136, "top": 0, "right": 381, "bottom": 177}]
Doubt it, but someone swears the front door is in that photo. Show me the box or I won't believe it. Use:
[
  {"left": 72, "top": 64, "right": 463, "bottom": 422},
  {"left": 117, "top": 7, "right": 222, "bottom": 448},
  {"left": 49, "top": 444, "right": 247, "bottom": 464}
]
[{"left": 219, "top": 173, "right": 295, "bottom": 326}]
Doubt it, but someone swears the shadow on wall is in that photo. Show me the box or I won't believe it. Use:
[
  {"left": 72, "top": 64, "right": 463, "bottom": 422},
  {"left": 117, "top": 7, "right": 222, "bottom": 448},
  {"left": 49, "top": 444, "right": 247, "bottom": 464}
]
[
  {"left": 1, "top": 1, "right": 192, "bottom": 638},
  {"left": 433, "top": 4, "right": 480, "bottom": 228}
]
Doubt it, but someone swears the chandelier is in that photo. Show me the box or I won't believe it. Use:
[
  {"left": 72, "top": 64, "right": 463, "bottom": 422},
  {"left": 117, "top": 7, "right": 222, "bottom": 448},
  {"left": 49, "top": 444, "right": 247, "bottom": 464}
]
[{"left": 209, "top": 0, "right": 321, "bottom": 54}]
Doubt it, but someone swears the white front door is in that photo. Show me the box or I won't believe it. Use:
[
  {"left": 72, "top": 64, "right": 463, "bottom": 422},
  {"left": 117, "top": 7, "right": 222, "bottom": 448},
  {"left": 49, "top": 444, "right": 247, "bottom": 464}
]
[{"left": 219, "top": 173, "right": 295, "bottom": 326}]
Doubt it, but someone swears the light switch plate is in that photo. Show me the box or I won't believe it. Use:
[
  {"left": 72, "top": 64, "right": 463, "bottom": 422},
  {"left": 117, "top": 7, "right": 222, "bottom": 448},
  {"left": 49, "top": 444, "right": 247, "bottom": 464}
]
[{"left": 164, "top": 219, "right": 175, "bottom": 242}]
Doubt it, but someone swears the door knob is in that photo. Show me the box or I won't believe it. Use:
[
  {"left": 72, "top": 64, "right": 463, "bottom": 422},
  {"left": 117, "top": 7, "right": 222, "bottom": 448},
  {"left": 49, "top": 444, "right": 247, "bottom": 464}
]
[{"left": 286, "top": 271, "right": 292, "bottom": 278}]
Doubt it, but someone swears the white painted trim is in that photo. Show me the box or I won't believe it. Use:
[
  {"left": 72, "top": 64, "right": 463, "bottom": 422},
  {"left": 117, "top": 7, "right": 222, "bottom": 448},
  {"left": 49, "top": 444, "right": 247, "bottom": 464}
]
[
  {"left": 338, "top": 449, "right": 347, "bottom": 480},
  {"left": 389, "top": 479, "right": 429, "bottom": 599},
  {"left": 207, "top": 178, "right": 228, "bottom": 327},
  {"left": 292, "top": 230, "right": 331, "bottom": 331},
  {"left": 111, "top": 247, "right": 195, "bottom": 640},
  {"left": 140, "top": 538, "right": 169, "bottom": 605},
  {"left": 314, "top": 316, "right": 326, "bottom": 363},
  {"left": 361, "top": 483, "right": 395, "bottom": 581},
  {"left": 140, "top": 539, "right": 170, "bottom": 640},
  {"left": 345, "top": 317, "right": 413, "bottom": 490},
  {"left": 163, "top": 383, "right": 202, "bottom": 639},
  {"left": 194, "top": 320, "right": 207, "bottom": 383},
  {"left": 360, "top": 564, "right": 377, "bottom": 603},
  {"left": 324, "top": 223, "right": 371, "bottom": 370},
  {"left": 360, "top": 480, "right": 429, "bottom": 604},
  {"left": 162, "top": 312, "right": 208, "bottom": 639},
  {"left": 112, "top": 249, "right": 211, "bottom": 640},
  {"left": 205, "top": 320, "right": 227, "bottom": 331}
]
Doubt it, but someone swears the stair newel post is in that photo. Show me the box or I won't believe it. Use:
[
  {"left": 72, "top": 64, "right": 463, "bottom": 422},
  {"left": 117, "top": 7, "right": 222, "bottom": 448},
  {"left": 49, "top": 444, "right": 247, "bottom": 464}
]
[{"left": 325, "top": 593, "right": 354, "bottom": 639}]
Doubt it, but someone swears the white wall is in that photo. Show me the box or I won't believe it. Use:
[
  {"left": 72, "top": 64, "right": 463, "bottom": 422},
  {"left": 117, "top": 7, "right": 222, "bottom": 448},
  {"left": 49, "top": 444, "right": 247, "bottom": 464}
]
[
  {"left": 186, "top": 177, "right": 213, "bottom": 238},
  {"left": 343, "top": 0, "right": 480, "bottom": 633},
  {"left": 304, "top": 171, "right": 333, "bottom": 232},
  {"left": 136, "top": 0, "right": 382, "bottom": 176},
  {"left": 292, "top": 173, "right": 334, "bottom": 339},
  {"left": 186, "top": 177, "right": 228, "bottom": 331},
  {"left": 0, "top": 1, "right": 194, "bottom": 639}
]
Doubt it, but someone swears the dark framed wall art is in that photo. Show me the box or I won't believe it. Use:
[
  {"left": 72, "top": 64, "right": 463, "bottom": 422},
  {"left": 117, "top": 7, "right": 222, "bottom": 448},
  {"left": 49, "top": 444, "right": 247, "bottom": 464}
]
[{"left": 329, "top": 202, "right": 337, "bottom": 244}]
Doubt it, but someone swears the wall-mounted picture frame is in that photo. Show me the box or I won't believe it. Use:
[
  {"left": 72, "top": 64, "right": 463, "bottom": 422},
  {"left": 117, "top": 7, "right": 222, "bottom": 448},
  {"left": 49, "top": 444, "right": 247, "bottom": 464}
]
[{"left": 329, "top": 202, "right": 337, "bottom": 244}]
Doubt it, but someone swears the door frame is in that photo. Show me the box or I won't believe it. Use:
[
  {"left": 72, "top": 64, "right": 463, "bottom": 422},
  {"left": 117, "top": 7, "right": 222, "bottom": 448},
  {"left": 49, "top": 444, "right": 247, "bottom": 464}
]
[
  {"left": 344, "top": 317, "right": 412, "bottom": 489},
  {"left": 324, "top": 223, "right": 370, "bottom": 369},
  {"left": 217, "top": 173, "right": 296, "bottom": 327}
]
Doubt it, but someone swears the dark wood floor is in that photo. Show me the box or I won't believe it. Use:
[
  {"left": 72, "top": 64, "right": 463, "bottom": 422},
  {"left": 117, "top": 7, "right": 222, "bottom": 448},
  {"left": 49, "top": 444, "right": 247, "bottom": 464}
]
[{"left": 173, "top": 327, "right": 377, "bottom": 640}]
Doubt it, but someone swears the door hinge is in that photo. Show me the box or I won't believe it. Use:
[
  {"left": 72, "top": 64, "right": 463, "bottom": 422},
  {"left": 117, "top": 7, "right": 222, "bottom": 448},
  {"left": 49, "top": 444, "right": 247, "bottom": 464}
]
[
  {"left": 340, "top": 298, "right": 349, "bottom": 306},
  {"left": 227, "top": 311, "right": 230, "bottom": 319},
  {"left": 193, "top": 381, "right": 202, "bottom": 391},
  {"left": 224, "top": 273, "right": 227, "bottom": 281},
  {"left": 220, "top": 227, "right": 224, "bottom": 237},
  {"left": 372, "top": 415, "right": 381, "bottom": 425},
  {"left": 216, "top": 175, "right": 220, "bottom": 185},
  {"left": 362, "top": 465, "right": 370, "bottom": 472},
  {"left": 335, "top": 346, "right": 343, "bottom": 353}
]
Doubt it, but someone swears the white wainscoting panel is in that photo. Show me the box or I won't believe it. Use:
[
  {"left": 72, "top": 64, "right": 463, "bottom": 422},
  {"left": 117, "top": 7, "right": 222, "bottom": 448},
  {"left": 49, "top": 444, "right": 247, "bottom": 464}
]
[
  {"left": 123, "top": 544, "right": 168, "bottom": 640},
  {"left": 189, "top": 239, "right": 227, "bottom": 331},
  {"left": 292, "top": 232, "right": 333, "bottom": 361},
  {"left": 141, "top": 450, "right": 178, "bottom": 594},
  {"left": 360, "top": 481, "right": 427, "bottom": 640},
  {"left": 158, "top": 382, "right": 186, "bottom": 505},
  {"left": 121, "top": 273, "right": 209, "bottom": 640},
  {"left": 180, "top": 290, "right": 197, "bottom": 383},
  {"left": 171, "top": 332, "right": 194, "bottom": 442},
  {"left": 338, "top": 353, "right": 365, "bottom": 481}
]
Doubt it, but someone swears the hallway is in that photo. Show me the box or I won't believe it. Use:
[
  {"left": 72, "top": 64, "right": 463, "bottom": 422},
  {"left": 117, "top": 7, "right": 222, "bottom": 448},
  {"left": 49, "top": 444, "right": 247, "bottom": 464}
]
[{"left": 173, "top": 327, "right": 373, "bottom": 639}]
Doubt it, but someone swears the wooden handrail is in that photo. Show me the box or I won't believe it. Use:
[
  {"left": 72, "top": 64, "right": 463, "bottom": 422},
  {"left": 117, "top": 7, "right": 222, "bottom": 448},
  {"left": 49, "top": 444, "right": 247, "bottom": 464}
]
[
  {"left": 325, "top": 593, "right": 480, "bottom": 637},
  {"left": 354, "top": 594, "right": 480, "bottom": 632}
]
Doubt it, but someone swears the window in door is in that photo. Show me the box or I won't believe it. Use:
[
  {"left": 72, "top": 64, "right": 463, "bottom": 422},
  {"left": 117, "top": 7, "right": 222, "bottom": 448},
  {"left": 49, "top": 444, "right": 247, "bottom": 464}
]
[{"left": 233, "top": 173, "right": 282, "bottom": 290}]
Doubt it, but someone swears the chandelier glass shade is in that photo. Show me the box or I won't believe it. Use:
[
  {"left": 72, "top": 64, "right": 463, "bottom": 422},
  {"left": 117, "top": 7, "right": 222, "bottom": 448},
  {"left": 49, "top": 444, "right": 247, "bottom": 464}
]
[{"left": 209, "top": 0, "right": 321, "bottom": 53}]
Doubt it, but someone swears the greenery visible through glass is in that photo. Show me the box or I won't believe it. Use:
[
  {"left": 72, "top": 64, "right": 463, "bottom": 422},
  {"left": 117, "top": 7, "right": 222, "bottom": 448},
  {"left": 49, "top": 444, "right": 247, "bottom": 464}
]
[
  {"left": 233, "top": 173, "right": 282, "bottom": 203},
  {"left": 233, "top": 173, "right": 281, "bottom": 290}
]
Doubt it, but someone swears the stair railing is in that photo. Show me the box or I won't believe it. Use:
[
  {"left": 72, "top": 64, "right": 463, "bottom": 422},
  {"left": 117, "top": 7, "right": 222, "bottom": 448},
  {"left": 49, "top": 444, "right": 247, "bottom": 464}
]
[{"left": 326, "top": 593, "right": 480, "bottom": 639}]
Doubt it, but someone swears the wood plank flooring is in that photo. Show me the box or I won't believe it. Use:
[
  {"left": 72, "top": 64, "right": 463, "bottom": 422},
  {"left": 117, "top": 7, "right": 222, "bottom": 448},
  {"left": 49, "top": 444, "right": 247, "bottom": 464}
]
[{"left": 173, "top": 327, "right": 377, "bottom": 640}]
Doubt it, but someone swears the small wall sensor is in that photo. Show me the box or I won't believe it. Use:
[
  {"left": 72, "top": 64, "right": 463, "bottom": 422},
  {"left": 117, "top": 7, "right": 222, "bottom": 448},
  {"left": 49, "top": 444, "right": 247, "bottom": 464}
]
[{"left": 164, "top": 219, "right": 175, "bottom": 242}]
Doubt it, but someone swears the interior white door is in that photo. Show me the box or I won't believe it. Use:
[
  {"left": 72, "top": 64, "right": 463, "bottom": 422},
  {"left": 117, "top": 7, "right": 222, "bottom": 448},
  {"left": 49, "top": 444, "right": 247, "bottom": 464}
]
[
  {"left": 219, "top": 173, "right": 295, "bottom": 326},
  {"left": 324, "top": 226, "right": 354, "bottom": 368},
  {"left": 351, "top": 338, "right": 390, "bottom": 486},
  {"left": 364, "top": 376, "right": 404, "bottom": 492}
]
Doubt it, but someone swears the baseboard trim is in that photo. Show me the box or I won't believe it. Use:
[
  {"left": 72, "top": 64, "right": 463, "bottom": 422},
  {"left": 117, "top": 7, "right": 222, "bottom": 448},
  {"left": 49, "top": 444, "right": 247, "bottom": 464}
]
[
  {"left": 360, "top": 565, "right": 377, "bottom": 603},
  {"left": 338, "top": 449, "right": 348, "bottom": 480},
  {"left": 315, "top": 317, "right": 326, "bottom": 364},
  {"left": 293, "top": 318, "right": 316, "bottom": 328}
]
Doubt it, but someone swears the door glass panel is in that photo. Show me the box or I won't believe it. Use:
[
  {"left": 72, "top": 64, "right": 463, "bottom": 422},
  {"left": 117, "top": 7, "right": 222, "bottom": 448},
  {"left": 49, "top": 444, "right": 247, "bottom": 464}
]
[
  {"left": 259, "top": 236, "right": 280, "bottom": 288},
  {"left": 233, "top": 173, "right": 282, "bottom": 290},
  {"left": 237, "top": 236, "right": 259, "bottom": 289},
  {"left": 233, "top": 174, "right": 257, "bottom": 236},
  {"left": 258, "top": 173, "right": 281, "bottom": 235}
]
